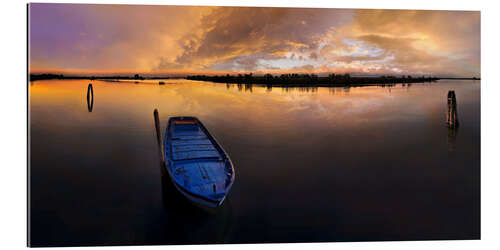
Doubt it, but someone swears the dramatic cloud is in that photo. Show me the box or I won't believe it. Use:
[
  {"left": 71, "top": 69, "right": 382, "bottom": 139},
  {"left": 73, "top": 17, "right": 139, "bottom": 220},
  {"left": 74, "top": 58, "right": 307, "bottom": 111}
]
[
  {"left": 29, "top": 4, "right": 480, "bottom": 77},
  {"left": 348, "top": 10, "right": 481, "bottom": 76},
  {"left": 157, "top": 7, "right": 352, "bottom": 72}
]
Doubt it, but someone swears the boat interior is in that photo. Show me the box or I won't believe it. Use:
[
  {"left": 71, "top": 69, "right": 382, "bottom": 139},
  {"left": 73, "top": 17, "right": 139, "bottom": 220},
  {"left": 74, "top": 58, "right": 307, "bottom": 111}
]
[{"left": 166, "top": 118, "right": 233, "bottom": 201}]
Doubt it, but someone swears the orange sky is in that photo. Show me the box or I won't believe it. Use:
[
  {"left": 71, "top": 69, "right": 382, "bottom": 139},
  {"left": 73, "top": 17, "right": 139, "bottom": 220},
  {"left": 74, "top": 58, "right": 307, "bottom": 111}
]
[{"left": 29, "top": 4, "right": 480, "bottom": 77}]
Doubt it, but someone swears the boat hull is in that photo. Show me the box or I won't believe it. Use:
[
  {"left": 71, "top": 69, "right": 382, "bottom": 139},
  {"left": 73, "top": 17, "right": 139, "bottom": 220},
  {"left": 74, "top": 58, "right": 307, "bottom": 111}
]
[{"left": 166, "top": 165, "right": 225, "bottom": 209}]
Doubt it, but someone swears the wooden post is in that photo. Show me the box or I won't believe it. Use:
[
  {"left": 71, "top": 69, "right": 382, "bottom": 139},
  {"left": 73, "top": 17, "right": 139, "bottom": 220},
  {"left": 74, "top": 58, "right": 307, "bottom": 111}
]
[
  {"left": 446, "top": 90, "right": 459, "bottom": 128},
  {"left": 87, "top": 83, "right": 94, "bottom": 112},
  {"left": 154, "top": 109, "right": 166, "bottom": 165}
]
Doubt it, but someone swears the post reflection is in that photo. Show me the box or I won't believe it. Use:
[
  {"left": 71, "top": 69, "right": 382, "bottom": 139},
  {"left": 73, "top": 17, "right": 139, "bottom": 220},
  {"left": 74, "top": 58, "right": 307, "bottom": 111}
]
[{"left": 447, "top": 127, "right": 458, "bottom": 153}]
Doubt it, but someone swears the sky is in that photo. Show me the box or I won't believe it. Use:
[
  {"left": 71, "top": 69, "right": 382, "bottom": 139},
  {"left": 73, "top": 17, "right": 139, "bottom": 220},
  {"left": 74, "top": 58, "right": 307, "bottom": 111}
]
[{"left": 29, "top": 4, "right": 480, "bottom": 77}]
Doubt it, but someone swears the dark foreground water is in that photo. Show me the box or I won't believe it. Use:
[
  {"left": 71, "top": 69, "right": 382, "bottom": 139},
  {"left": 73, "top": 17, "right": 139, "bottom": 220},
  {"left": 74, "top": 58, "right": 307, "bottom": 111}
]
[{"left": 29, "top": 79, "right": 480, "bottom": 246}]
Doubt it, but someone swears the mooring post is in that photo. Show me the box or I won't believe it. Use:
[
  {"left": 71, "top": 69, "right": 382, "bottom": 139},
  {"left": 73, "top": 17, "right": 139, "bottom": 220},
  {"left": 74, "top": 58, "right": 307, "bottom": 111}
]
[
  {"left": 87, "top": 83, "right": 93, "bottom": 100},
  {"left": 446, "top": 90, "right": 459, "bottom": 128},
  {"left": 87, "top": 83, "right": 94, "bottom": 112},
  {"left": 154, "top": 109, "right": 166, "bottom": 165}
]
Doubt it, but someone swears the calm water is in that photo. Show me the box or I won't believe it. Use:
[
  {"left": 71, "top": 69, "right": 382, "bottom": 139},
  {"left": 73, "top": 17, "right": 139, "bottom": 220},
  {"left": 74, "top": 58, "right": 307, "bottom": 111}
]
[{"left": 29, "top": 79, "right": 480, "bottom": 246}]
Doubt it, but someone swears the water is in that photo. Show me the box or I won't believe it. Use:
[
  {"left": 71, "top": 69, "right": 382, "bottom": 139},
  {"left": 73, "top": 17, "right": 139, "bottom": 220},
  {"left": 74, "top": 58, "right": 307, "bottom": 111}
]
[{"left": 28, "top": 79, "right": 480, "bottom": 246}]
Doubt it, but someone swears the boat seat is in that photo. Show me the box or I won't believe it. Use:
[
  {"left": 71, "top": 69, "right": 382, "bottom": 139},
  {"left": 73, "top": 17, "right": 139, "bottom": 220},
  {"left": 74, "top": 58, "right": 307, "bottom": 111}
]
[
  {"left": 173, "top": 150, "right": 220, "bottom": 160},
  {"left": 170, "top": 121, "right": 221, "bottom": 161},
  {"left": 172, "top": 143, "right": 220, "bottom": 160},
  {"left": 171, "top": 139, "right": 212, "bottom": 146},
  {"left": 172, "top": 144, "right": 216, "bottom": 153}
]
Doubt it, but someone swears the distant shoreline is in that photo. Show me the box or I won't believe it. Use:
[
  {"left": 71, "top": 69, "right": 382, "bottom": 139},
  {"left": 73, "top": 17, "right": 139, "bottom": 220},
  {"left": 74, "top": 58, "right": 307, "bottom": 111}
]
[
  {"left": 28, "top": 73, "right": 480, "bottom": 86},
  {"left": 436, "top": 77, "right": 481, "bottom": 80},
  {"left": 28, "top": 74, "right": 174, "bottom": 82}
]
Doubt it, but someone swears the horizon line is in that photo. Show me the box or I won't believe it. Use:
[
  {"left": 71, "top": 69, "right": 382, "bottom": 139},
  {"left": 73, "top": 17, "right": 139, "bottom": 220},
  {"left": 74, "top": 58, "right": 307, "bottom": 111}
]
[{"left": 28, "top": 71, "right": 479, "bottom": 79}]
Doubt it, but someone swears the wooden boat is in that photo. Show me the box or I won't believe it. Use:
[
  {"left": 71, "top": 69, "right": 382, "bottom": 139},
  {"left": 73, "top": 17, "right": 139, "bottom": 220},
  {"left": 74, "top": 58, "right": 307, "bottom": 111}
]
[{"left": 164, "top": 117, "right": 235, "bottom": 208}]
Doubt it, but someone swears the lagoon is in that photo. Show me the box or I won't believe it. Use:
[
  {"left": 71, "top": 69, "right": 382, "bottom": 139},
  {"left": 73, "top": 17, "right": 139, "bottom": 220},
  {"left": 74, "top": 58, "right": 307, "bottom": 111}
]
[{"left": 29, "top": 79, "right": 480, "bottom": 246}]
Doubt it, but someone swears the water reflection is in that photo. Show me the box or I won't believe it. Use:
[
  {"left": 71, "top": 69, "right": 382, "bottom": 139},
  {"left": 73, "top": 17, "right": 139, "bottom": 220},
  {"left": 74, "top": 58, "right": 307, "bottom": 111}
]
[
  {"left": 159, "top": 174, "right": 234, "bottom": 243},
  {"left": 29, "top": 79, "right": 480, "bottom": 246},
  {"left": 266, "top": 84, "right": 272, "bottom": 93},
  {"left": 447, "top": 127, "right": 459, "bottom": 153},
  {"left": 220, "top": 82, "right": 423, "bottom": 95},
  {"left": 244, "top": 83, "right": 253, "bottom": 92},
  {"left": 445, "top": 90, "right": 460, "bottom": 152},
  {"left": 217, "top": 82, "right": 409, "bottom": 94},
  {"left": 343, "top": 86, "right": 350, "bottom": 94},
  {"left": 218, "top": 82, "right": 422, "bottom": 95}
]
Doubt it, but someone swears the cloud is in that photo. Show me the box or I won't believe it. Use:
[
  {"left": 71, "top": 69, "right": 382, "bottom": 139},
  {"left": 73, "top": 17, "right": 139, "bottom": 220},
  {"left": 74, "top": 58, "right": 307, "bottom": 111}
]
[
  {"left": 29, "top": 4, "right": 213, "bottom": 72},
  {"left": 356, "top": 35, "right": 443, "bottom": 72},
  {"left": 349, "top": 10, "right": 480, "bottom": 76},
  {"left": 309, "top": 52, "right": 318, "bottom": 60},
  {"left": 157, "top": 7, "right": 353, "bottom": 71},
  {"left": 292, "top": 64, "right": 315, "bottom": 72},
  {"left": 29, "top": 5, "right": 480, "bottom": 77}
]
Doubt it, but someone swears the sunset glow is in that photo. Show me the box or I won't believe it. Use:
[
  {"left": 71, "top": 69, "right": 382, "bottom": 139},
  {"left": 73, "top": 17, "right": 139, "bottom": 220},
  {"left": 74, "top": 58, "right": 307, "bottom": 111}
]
[{"left": 29, "top": 4, "right": 480, "bottom": 77}]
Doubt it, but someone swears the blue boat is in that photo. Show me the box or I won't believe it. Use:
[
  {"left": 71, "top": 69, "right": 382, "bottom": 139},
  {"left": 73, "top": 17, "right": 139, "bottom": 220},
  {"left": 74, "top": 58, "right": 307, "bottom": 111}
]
[{"left": 164, "top": 117, "right": 235, "bottom": 208}]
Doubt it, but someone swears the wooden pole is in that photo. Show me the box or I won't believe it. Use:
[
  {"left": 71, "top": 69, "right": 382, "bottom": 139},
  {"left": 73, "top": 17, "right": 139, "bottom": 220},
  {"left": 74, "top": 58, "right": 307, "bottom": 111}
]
[
  {"left": 446, "top": 90, "right": 459, "bottom": 128},
  {"left": 154, "top": 109, "right": 166, "bottom": 166}
]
